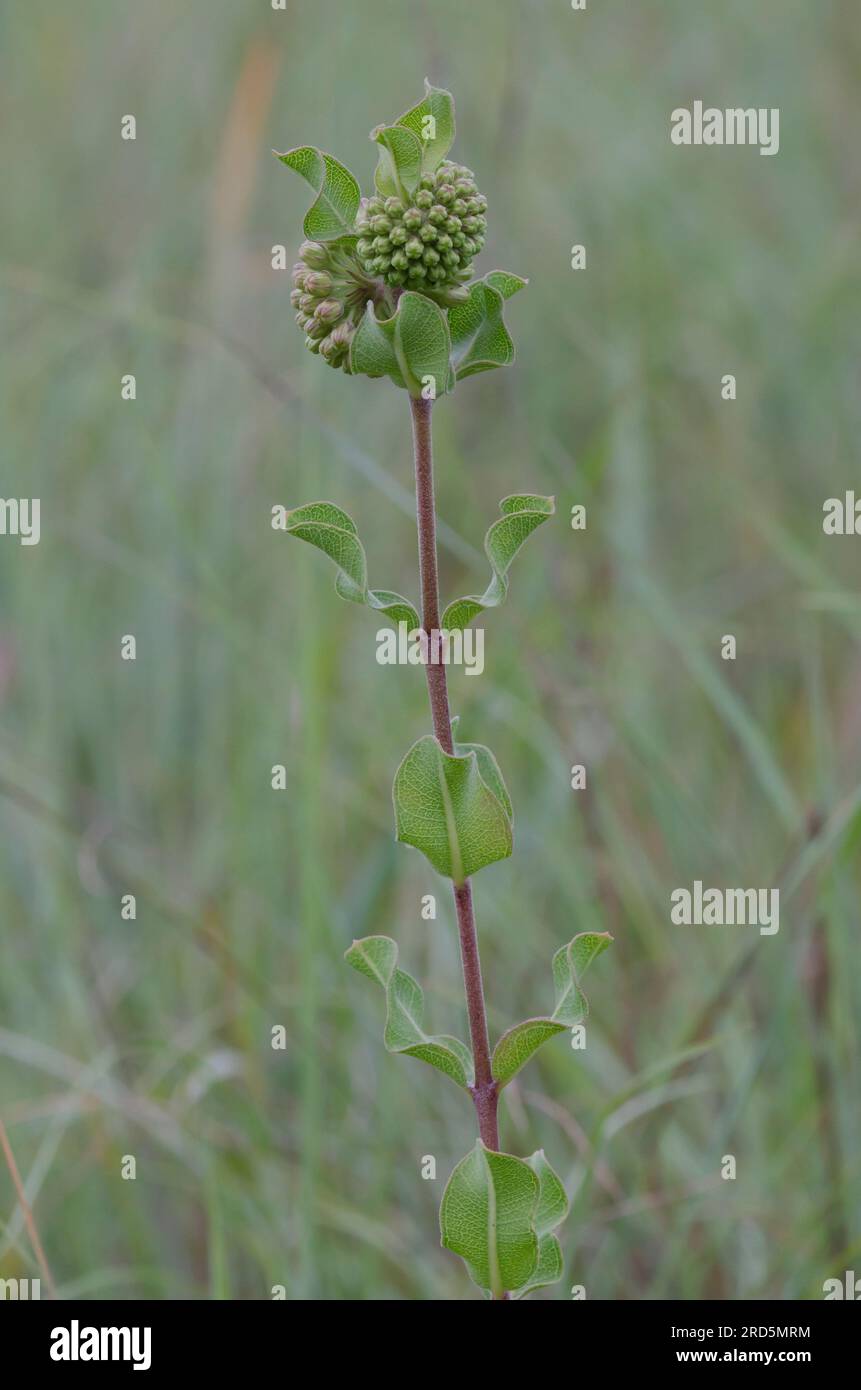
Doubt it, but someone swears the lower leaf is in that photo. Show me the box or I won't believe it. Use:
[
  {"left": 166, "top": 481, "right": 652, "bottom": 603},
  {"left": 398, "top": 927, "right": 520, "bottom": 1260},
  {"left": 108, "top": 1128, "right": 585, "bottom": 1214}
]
[{"left": 440, "top": 1142, "right": 539, "bottom": 1298}]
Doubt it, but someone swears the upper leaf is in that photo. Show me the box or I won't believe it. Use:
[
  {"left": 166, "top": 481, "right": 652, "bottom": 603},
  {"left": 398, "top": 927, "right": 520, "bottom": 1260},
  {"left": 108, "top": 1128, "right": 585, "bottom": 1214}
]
[
  {"left": 440, "top": 1142, "right": 539, "bottom": 1297},
  {"left": 396, "top": 79, "right": 456, "bottom": 174},
  {"left": 284, "top": 500, "right": 419, "bottom": 628},
  {"left": 350, "top": 292, "right": 452, "bottom": 398},
  {"left": 345, "top": 935, "right": 474, "bottom": 1088},
  {"left": 371, "top": 124, "right": 424, "bottom": 201},
  {"left": 448, "top": 271, "right": 528, "bottom": 382},
  {"left": 491, "top": 931, "right": 613, "bottom": 1087},
  {"left": 441, "top": 494, "right": 555, "bottom": 632},
  {"left": 393, "top": 734, "right": 512, "bottom": 884},
  {"left": 274, "top": 146, "right": 360, "bottom": 241}
]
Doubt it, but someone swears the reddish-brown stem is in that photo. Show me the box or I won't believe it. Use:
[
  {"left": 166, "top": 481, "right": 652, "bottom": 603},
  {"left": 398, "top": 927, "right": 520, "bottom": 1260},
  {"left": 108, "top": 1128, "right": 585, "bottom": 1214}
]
[{"left": 409, "top": 396, "right": 500, "bottom": 1157}]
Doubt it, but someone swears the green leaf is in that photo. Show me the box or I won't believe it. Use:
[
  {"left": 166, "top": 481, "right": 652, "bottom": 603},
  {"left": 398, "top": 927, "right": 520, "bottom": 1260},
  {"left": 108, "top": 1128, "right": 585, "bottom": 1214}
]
[
  {"left": 273, "top": 146, "right": 360, "bottom": 241},
  {"left": 441, "top": 494, "right": 555, "bottom": 632},
  {"left": 396, "top": 79, "right": 455, "bottom": 174},
  {"left": 551, "top": 931, "right": 613, "bottom": 1025},
  {"left": 350, "top": 292, "right": 452, "bottom": 398},
  {"left": 393, "top": 735, "right": 513, "bottom": 884},
  {"left": 512, "top": 1151, "right": 570, "bottom": 1298},
  {"left": 284, "top": 501, "right": 418, "bottom": 628},
  {"left": 345, "top": 935, "right": 474, "bottom": 1088},
  {"left": 491, "top": 1019, "right": 567, "bottom": 1088},
  {"left": 371, "top": 124, "right": 424, "bottom": 201},
  {"left": 448, "top": 271, "right": 528, "bottom": 381},
  {"left": 440, "top": 1142, "right": 539, "bottom": 1297},
  {"left": 452, "top": 727, "right": 513, "bottom": 819},
  {"left": 491, "top": 931, "right": 613, "bottom": 1087}
]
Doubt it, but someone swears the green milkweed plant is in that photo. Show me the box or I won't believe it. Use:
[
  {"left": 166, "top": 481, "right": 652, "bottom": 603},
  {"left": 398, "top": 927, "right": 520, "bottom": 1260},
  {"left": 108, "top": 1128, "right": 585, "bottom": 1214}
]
[{"left": 276, "top": 82, "right": 612, "bottom": 1301}]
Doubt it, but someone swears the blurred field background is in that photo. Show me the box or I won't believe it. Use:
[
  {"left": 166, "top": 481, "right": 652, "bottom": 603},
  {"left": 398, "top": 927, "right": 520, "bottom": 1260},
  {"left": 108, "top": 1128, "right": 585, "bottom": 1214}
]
[{"left": 1, "top": 0, "right": 859, "bottom": 1300}]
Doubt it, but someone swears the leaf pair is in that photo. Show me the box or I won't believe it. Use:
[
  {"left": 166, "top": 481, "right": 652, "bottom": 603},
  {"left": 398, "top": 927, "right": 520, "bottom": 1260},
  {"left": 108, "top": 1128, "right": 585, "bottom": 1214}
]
[
  {"left": 491, "top": 933, "right": 613, "bottom": 1087},
  {"left": 345, "top": 935, "right": 473, "bottom": 1088},
  {"left": 372, "top": 80, "right": 455, "bottom": 200},
  {"left": 440, "top": 1142, "right": 569, "bottom": 1298},
  {"left": 393, "top": 732, "right": 513, "bottom": 884},
  {"left": 283, "top": 501, "right": 419, "bottom": 629}
]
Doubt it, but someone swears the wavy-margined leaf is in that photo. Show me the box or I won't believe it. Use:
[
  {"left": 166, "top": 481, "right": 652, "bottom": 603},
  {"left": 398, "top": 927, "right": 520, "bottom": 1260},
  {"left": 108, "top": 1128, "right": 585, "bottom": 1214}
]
[
  {"left": 396, "top": 79, "right": 455, "bottom": 174},
  {"left": 441, "top": 494, "right": 555, "bottom": 632},
  {"left": 284, "top": 501, "right": 418, "bottom": 628},
  {"left": 273, "top": 146, "right": 360, "bottom": 241},
  {"left": 345, "top": 935, "right": 474, "bottom": 1088},
  {"left": 371, "top": 124, "right": 424, "bottom": 201},
  {"left": 440, "top": 1142, "right": 539, "bottom": 1297},
  {"left": 393, "top": 735, "right": 512, "bottom": 884},
  {"left": 512, "top": 1151, "right": 570, "bottom": 1298},
  {"left": 491, "top": 932, "right": 613, "bottom": 1087},
  {"left": 448, "top": 271, "right": 528, "bottom": 382},
  {"left": 350, "top": 292, "right": 452, "bottom": 398},
  {"left": 451, "top": 721, "right": 513, "bottom": 819}
]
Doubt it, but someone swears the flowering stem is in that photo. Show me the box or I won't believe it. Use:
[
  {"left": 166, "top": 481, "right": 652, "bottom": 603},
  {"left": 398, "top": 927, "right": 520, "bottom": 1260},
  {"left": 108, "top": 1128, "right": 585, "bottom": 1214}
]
[{"left": 409, "top": 396, "right": 501, "bottom": 1159}]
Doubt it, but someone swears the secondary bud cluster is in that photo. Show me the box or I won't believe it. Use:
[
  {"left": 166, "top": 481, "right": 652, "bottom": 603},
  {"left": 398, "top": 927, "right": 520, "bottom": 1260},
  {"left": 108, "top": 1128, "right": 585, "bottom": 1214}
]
[
  {"left": 290, "top": 240, "right": 378, "bottom": 371},
  {"left": 354, "top": 161, "right": 487, "bottom": 295}
]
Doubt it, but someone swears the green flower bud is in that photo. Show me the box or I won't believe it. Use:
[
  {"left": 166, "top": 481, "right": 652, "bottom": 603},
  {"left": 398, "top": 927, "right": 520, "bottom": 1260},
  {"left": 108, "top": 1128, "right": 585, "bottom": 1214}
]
[
  {"left": 372, "top": 235, "right": 391, "bottom": 253},
  {"left": 366, "top": 196, "right": 385, "bottom": 216},
  {"left": 299, "top": 293, "right": 316, "bottom": 313},
  {"left": 428, "top": 205, "right": 448, "bottom": 225},
  {"left": 436, "top": 234, "right": 453, "bottom": 252},
  {"left": 452, "top": 198, "right": 468, "bottom": 216},
  {"left": 290, "top": 288, "right": 303, "bottom": 308},
  {"left": 389, "top": 224, "right": 408, "bottom": 246},
  {"left": 419, "top": 222, "right": 437, "bottom": 243},
  {"left": 402, "top": 208, "right": 423, "bottom": 231},
  {"left": 408, "top": 262, "right": 426, "bottom": 278},
  {"left": 371, "top": 215, "right": 391, "bottom": 235},
  {"left": 384, "top": 196, "right": 403, "bottom": 217},
  {"left": 315, "top": 298, "right": 343, "bottom": 324},
  {"left": 390, "top": 249, "right": 409, "bottom": 270},
  {"left": 405, "top": 237, "right": 423, "bottom": 259},
  {"left": 415, "top": 189, "right": 433, "bottom": 209},
  {"left": 356, "top": 237, "right": 374, "bottom": 257},
  {"left": 422, "top": 246, "right": 440, "bottom": 265},
  {"left": 304, "top": 271, "right": 333, "bottom": 296},
  {"left": 305, "top": 335, "right": 321, "bottom": 353},
  {"left": 445, "top": 216, "right": 460, "bottom": 235},
  {"left": 436, "top": 185, "right": 455, "bottom": 205},
  {"left": 298, "top": 240, "right": 329, "bottom": 269}
]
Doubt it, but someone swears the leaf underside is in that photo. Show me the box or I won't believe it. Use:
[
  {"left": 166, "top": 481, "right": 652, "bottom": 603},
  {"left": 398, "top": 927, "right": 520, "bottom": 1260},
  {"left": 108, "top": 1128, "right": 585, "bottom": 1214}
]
[
  {"left": 442, "top": 493, "right": 555, "bottom": 632},
  {"left": 440, "top": 1142, "right": 569, "bottom": 1297},
  {"left": 345, "top": 935, "right": 474, "bottom": 1088},
  {"left": 448, "top": 270, "right": 528, "bottom": 382},
  {"left": 284, "top": 500, "right": 419, "bottom": 629},
  {"left": 350, "top": 291, "right": 452, "bottom": 398},
  {"left": 392, "top": 734, "right": 512, "bottom": 884},
  {"left": 491, "top": 932, "right": 613, "bottom": 1087},
  {"left": 274, "top": 146, "right": 360, "bottom": 241}
]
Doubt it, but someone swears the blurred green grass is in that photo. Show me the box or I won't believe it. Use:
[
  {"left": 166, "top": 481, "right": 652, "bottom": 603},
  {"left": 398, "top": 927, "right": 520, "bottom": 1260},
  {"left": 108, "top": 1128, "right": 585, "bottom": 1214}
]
[{"left": 0, "top": 0, "right": 859, "bottom": 1299}]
